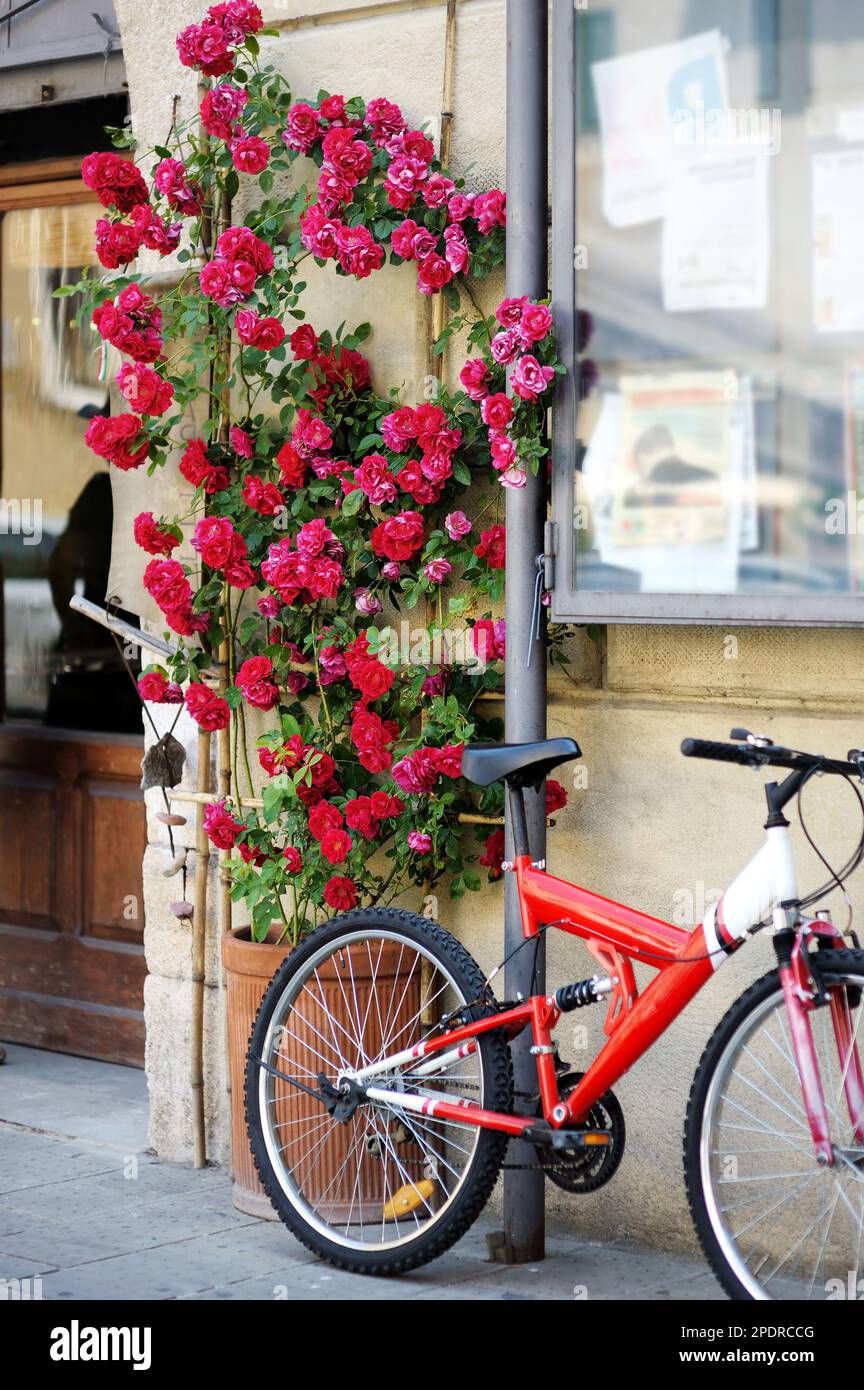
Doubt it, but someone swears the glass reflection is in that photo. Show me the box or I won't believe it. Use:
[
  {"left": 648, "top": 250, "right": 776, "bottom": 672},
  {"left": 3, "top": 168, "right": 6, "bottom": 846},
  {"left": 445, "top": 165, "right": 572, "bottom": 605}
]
[
  {"left": 1, "top": 203, "right": 140, "bottom": 730},
  {"left": 573, "top": 0, "right": 864, "bottom": 599}
]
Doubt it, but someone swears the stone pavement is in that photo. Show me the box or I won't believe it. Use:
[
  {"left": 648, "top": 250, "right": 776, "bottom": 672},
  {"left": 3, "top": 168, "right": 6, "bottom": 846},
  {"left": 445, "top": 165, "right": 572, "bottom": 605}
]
[{"left": 0, "top": 1044, "right": 724, "bottom": 1302}]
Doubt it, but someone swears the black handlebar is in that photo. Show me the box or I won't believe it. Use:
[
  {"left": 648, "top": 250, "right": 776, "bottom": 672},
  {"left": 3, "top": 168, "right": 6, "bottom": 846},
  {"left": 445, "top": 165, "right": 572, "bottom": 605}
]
[{"left": 680, "top": 736, "right": 863, "bottom": 779}]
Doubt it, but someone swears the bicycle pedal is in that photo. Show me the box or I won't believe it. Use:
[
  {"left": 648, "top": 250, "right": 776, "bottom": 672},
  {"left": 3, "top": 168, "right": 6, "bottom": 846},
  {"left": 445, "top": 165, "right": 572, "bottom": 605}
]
[{"left": 523, "top": 1123, "right": 611, "bottom": 1151}]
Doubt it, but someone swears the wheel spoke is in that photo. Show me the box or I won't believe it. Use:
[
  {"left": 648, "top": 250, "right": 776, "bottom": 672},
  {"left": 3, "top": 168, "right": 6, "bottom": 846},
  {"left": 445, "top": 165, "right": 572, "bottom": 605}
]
[
  {"left": 250, "top": 927, "right": 493, "bottom": 1259},
  {"left": 700, "top": 966, "right": 864, "bottom": 1299}
]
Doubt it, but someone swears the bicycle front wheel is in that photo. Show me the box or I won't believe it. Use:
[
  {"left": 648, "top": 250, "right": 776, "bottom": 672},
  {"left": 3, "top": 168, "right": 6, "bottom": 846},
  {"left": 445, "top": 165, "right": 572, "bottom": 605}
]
[
  {"left": 686, "top": 948, "right": 864, "bottom": 1300},
  {"left": 245, "top": 908, "right": 513, "bottom": 1275}
]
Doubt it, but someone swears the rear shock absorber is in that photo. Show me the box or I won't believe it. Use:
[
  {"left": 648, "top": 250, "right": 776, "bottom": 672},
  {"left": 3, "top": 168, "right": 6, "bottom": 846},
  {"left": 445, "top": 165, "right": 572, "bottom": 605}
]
[{"left": 556, "top": 975, "right": 614, "bottom": 1013}]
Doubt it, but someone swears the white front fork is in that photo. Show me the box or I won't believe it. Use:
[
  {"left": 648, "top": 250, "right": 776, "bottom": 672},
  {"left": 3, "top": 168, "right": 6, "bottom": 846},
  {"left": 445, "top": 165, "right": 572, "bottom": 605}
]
[{"left": 703, "top": 824, "right": 799, "bottom": 969}]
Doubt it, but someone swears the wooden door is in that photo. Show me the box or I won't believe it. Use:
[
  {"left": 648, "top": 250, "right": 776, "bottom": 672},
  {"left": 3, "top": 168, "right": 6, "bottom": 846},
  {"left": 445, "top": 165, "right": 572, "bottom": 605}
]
[{"left": 0, "top": 174, "right": 147, "bottom": 1065}]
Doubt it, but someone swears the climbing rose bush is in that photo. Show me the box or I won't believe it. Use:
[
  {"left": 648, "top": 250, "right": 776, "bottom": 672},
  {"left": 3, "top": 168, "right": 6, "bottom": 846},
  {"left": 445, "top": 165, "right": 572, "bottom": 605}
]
[{"left": 69, "top": 0, "right": 565, "bottom": 941}]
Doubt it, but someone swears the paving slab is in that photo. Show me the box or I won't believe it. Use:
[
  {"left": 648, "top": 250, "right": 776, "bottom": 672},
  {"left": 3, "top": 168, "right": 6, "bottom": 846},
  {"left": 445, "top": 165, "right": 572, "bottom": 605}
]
[
  {"left": 0, "top": 1044, "right": 726, "bottom": 1302},
  {"left": 0, "top": 1044, "right": 149, "bottom": 1153}
]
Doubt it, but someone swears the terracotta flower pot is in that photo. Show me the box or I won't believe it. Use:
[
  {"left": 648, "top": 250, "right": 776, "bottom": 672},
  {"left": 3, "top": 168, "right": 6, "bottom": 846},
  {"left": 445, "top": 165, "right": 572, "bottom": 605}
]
[
  {"left": 222, "top": 924, "right": 293, "bottom": 1218},
  {"left": 222, "top": 924, "right": 425, "bottom": 1221}
]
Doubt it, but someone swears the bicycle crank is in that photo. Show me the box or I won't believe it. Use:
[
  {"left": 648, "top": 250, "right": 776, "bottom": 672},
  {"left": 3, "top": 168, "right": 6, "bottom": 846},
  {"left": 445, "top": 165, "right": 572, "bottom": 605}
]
[{"left": 529, "top": 1072, "right": 625, "bottom": 1194}]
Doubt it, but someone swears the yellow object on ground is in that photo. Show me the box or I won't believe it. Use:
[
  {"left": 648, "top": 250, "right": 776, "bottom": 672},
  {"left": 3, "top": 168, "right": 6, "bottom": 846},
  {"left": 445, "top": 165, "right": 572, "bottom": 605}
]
[{"left": 382, "top": 1179, "right": 435, "bottom": 1218}]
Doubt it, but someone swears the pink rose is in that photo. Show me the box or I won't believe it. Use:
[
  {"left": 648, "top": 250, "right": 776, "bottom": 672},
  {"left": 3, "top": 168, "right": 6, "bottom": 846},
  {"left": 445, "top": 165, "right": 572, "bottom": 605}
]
[
  {"left": 443, "top": 224, "right": 469, "bottom": 274},
  {"left": 459, "top": 358, "right": 491, "bottom": 401},
  {"left": 474, "top": 188, "right": 506, "bottom": 234},
  {"left": 355, "top": 453, "right": 397, "bottom": 505},
  {"left": 200, "top": 83, "right": 248, "bottom": 140},
  {"left": 416, "top": 252, "right": 452, "bottom": 297},
  {"left": 511, "top": 354, "right": 555, "bottom": 401},
  {"left": 230, "top": 133, "right": 270, "bottom": 174},
  {"left": 519, "top": 302, "right": 553, "bottom": 344},
  {"left": 496, "top": 295, "right": 530, "bottom": 328},
  {"left": 447, "top": 192, "right": 475, "bottom": 222},
  {"left": 491, "top": 329, "right": 519, "bottom": 366},
  {"left": 283, "top": 103, "right": 321, "bottom": 153},
  {"left": 423, "top": 558, "right": 452, "bottom": 585},
  {"left": 354, "top": 588, "right": 383, "bottom": 616},
  {"left": 444, "top": 510, "right": 472, "bottom": 540}
]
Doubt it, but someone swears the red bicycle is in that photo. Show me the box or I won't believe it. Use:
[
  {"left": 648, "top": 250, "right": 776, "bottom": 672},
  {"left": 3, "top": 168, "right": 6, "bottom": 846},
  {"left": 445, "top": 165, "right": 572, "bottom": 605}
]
[{"left": 245, "top": 731, "right": 864, "bottom": 1299}]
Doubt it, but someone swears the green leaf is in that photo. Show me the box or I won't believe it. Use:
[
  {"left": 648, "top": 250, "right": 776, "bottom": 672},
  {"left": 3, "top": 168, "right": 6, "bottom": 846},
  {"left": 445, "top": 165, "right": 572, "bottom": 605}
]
[{"left": 340, "top": 487, "right": 365, "bottom": 517}]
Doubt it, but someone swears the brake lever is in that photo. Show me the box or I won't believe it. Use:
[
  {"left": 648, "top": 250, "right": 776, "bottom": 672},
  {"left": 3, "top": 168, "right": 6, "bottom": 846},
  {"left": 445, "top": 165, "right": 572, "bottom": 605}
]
[{"left": 847, "top": 749, "right": 864, "bottom": 783}]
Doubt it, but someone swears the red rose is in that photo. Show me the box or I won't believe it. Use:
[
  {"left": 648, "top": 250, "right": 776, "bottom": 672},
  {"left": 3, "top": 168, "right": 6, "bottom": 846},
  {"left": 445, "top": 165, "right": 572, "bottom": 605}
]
[
  {"left": 546, "top": 779, "right": 568, "bottom": 814},
  {"left": 81, "top": 152, "right": 149, "bottom": 212},
  {"left": 242, "top": 474, "right": 284, "bottom": 516},
  {"left": 320, "top": 827, "right": 352, "bottom": 865},
  {"left": 479, "top": 828, "right": 505, "bottom": 879},
  {"left": 276, "top": 442, "right": 307, "bottom": 489},
  {"left": 481, "top": 392, "right": 513, "bottom": 430},
  {"left": 323, "top": 876, "right": 357, "bottom": 912},
  {"left": 133, "top": 512, "right": 178, "bottom": 557},
  {"left": 143, "top": 557, "right": 192, "bottom": 614},
  {"left": 370, "top": 510, "right": 425, "bottom": 563},
  {"left": 282, "top": 847, "right": 303, "bottom": 873},
  {"left": 84, "top": 413, "right": 148, "bottom": 471},
  {"left": 433, "top": 743, "right": 463, "bottom": 779},
  {"left": 236, "top": 309, "right": 286, "bottom": 350},
  {"left": 95, "top": 217, "right": 143, "bottom": 270},
  {"left": 180, "top": 438, "right": 230, "bottom": 494},
  {"left": 290, "top": 324, "right": 319, "bottom": 360},
  {"left": 474, "top": 524, "right": 506, "bottom": 570},
  {"left": 191, "top": 516, "right": 238, "bottom": 570},
  {"left": 230, "top": 133, "right": 269, "bottom": 175},
  {"left": 203, "top": 799, "right": 244, "bottom": 849},
  {"left": 350, "top": 707, "right": 395, "bottom": 773},
  {"left": 344, "top": 796, "right": 380, "bottom": 841},
  {"left": 117, "top": 362, "right": 173, "bottom": 417},
  {"left": 185, "top": 683, "right": 231, "bottom": 731},
  {"left": 236, "top": 656, "right": 279, "bottom": 711},
  {"left": 308, "top": 800, "right": 343, "bottom": 840},
  {"left": 369, "top": 790, "right": 403, "bottom": 820},
  {"left": 137, "top": 671, "right": 175, "bottom": 703}
]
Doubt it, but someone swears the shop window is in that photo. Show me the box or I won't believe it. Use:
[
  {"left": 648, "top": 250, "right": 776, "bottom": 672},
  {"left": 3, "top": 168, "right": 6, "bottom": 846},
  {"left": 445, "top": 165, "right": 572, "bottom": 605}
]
[{"left": 551, "top": 0, "right": 864, "bottom": 624}]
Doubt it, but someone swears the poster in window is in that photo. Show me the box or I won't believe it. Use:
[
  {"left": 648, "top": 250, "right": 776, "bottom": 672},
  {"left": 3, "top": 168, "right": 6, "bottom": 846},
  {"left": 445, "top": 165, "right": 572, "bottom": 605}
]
[
  {"left": 591, "top": 29, "right": 728, "bottom": 229},
  {"left": 813, "top": 149, "right": 864, "bottom": 334},
  {"left": 581, "top": 372, "right": 752, "bottom": 592}
]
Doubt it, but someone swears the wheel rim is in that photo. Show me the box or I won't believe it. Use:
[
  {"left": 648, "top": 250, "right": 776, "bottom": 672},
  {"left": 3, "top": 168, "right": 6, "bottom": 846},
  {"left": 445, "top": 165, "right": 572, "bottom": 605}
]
[
  {"left": 700, "top": 971, "right": 864, "bottom": 1300},
  {"left": 256, "top": 929, "right": 485, "bottom": 1253}
]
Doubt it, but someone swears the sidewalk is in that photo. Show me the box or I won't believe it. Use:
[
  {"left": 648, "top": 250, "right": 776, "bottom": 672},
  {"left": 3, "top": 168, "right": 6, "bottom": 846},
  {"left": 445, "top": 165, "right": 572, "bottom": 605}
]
[{"left": 0, "top": 1044, "right": 724, "bottom": 1302}]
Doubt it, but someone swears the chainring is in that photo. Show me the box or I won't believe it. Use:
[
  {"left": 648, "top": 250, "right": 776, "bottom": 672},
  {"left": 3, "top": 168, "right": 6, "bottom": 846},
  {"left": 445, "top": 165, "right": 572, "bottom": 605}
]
[{"left": 541, "top": 1071, "right": 625, "bottom": 1194}]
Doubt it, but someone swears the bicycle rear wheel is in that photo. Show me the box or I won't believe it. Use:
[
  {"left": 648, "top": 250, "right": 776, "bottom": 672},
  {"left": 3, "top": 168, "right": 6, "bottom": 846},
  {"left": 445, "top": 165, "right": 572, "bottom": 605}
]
[
  {"left": 686, "top": 948, "right": 864, "bottom": 1300},
  {"left": 245, "top": 907, "right": 513, "bottom": 1275}
]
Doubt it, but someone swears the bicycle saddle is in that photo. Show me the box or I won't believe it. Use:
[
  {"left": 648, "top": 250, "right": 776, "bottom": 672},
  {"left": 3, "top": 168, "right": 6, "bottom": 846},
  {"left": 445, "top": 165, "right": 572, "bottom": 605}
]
[{"left": 462, "top": 738, "right": 581, "bottom": 789}]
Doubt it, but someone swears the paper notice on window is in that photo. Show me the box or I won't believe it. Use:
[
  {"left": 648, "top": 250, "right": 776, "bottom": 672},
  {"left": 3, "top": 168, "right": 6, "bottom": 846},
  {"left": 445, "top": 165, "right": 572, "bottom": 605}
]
[
  {"left": 813, "top": 149, "right": 864, "bottom": 333},
  {"left": 662, "top": 151, "right": 769, "bottom": 312},
  {"left": 591, "top": 30, "right": 728, "bottom": 229},
  {"left": 581, "top": 373, "right": 748, "bottom": 593}
]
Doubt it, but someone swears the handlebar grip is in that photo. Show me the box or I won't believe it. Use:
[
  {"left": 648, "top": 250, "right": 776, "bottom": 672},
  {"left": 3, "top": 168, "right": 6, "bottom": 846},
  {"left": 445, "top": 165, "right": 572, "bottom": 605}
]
[{"left": 680, "top": 738, "right": 754, "bottom": 764}]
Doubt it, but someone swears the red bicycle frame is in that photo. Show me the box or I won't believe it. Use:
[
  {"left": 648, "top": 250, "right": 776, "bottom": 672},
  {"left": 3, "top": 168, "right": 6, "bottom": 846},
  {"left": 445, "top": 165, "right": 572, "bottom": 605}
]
[
  {"left": 362, "top": 856, "right": 713, "bottom": 1139},
  {"left": 355, "top": 782, "right": 864, "bottom": 1166}
]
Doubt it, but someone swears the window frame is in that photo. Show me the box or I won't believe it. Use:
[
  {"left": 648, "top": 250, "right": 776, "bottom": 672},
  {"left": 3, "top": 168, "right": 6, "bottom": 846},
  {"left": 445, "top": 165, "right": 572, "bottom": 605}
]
[{"left": 549, "top": 0, "right": 864, "bottom": 627}]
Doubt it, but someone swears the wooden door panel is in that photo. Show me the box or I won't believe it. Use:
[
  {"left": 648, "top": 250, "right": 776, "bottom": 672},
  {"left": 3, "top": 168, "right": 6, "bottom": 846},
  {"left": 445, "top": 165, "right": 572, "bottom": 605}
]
[
  {"left": 0, "top": 728, "right": 147, "bottom": 1065},
  {"left": 0, "top": 767, "right": 58, "bottom": 924},
  {"left": 82, "top": 775, "right": 146, "bottom": 943}
]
